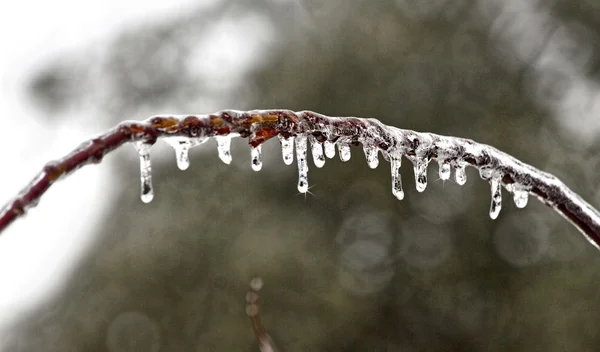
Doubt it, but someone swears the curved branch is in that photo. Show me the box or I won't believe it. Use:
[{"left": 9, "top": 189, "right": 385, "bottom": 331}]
[{"left": 1, "top": 110, "right": 599, "bottom": 251}]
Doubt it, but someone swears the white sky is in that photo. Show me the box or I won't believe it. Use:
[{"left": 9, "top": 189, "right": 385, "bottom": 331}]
[{"left": 0, "top": 0, "right": 213, "bottom": 336}]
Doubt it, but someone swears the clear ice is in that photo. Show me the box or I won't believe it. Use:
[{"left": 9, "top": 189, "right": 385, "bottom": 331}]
[
  {"left": 438, "top": 159, "right": 451, "bottom": 180},
  {"left": 251, "top": 145, "right": 263, "bottom": 171},
  {"left": 454, "top": 162, "right": 467, "bottom": 185},
  {"left": 390, "top": 157, "right": 404, "bottom": 200},
  {"left": 278, "top": 135, "right": 294, "bottom": 165},
  {"left": 363, "top": 144, "right": 379, "bottom": 169},
  {"left": 324, "top": 140, "right": 336, "bottom": 159},
  {"left": 338, "top": 141, "right": 351, "bottom": 162},
  {"left": 310, "top": 136, "right": 326, "bottom": 168},
  {"left": 489, "top": 177, "right": 502, "bottom": 219},
  {"left": 215, "top": 136, "right": 232, "bottom": 164},
  {"left": 512, "top": 189, "right": 529, "bottom": 208},
  {"left": 164, "top": 137, "right": 207, "bottom": 170},
  {"left": 134, "top": 141, "right": 154, "bottom": 203},
  {"left": 296, "top": 135, "right": 309, "bottom": 193},
  {"left": 412, "top": 156, "right": 428, "bottom": 192}
]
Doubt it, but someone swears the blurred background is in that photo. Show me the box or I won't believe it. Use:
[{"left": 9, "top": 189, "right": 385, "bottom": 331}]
[{"left": 2, "top": 0, "right": 600, "bottom": 351}]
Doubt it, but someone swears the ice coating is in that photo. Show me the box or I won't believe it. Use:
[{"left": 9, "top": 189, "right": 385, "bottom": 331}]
[
  {"left": 278, "top": 135, "right": 294, "bottom": 165},
  {"left": 251, "top": 145, "right": 263, "bottom": 171},
  {"left": 324, "top": 140, "right": 336, "bottom": 159},
  {"left": 489, "top": 177, "right": 502, "bottom": 219},
  {"left": 454, "top": 162, "right": 467, "bottom": 185},
  {"left": 438, "top": 159, "right": 451, "bottom": 180},
  {"left": 164, "top": 137, "right": 207, "bottom": 170},
  {"left": 412, "top": 156, "right": 428, "bottom": 192},
  {"left": 296, "top": 135, "right": 309, "bottom": 193},
  {"left": 338, "top": 141, "right": 351, "bottom": 162},
  {"left": 134, "top": 141, "right": 154, "bottom": 203},
  {"left": 390, "top": 157, "right": 404, "bottom": 200},
  {"left": 216, "top": 136, "right": 232, "bottom": 164},
  {"left": 363, "top": 144, "right": 379, "bottom": 169},
  {"left": 310, "top": 136, "right": 325, "bottom": 168},
  {"left": 513, "top": 189, "right": 529, "bottom": 208}
]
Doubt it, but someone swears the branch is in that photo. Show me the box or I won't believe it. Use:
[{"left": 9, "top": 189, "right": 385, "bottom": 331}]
[
  {"left": 245, "top": 277, "right": 278, "bottom": 352},
  {"left": 1, "top": 109, "right": 599, "bottom": 252}
]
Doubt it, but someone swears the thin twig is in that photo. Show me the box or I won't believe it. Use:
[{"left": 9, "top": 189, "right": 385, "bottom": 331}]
[
  {"left": 246, "top": 277, "right": 278, "bottom": 352},
  {"left": 0, "top": 110, "right": 599, "bottom": 251}
]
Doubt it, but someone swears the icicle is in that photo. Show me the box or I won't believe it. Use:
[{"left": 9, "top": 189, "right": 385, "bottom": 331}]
[
  {"left": 251, "top": 145, "right": 263, "bottom": 171},
  {"left": 391, "top": 157, "right": 404, "bottom": 200},
  {"left": 164, "top": 137, "right": 207, "bottom": 171},
  {"left": 489, "top": 177, "right": 502, "bottom": 219},
  {"left": 278, "top": 135, "right": 294, "bottom": 165},
  {"left": 438, "top": 159, "right": 451, "bottom": 180},
  {"left": 324, "top": 140, "right": 336, "bottom": 159},
  {"left": 296, "top": 135, "right": 309, "bottom": 193},
  {"left": 512, "top": 188, "right": 529, "bottom": 209},
  {"left": 216, "top": 136, "right": 232, "bottom": 165},
  {"left": 454, "top": 162, "right": 467, "bottom": 185},
  {"left": 363, "top": 144, "right": 379, "bottom": 169},
  {"left": 310, "top": 136, "right": 325, "bottom": 168},
  {"left": 134, "top": 141, "right": 154, "bottom": 203},
  {"left": 412, "top": 156, "right": 429, "bottom": 192},
  {"left": 338, "top": 141, "right": 351, "bottom": 162}
]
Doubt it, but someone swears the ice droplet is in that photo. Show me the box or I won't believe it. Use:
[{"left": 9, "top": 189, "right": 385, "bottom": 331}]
[
  {"left": 164, "top": 137, "right": 207, "bottom": 170},
  {"left": 454, "top": 162, "right": 467, "bottom": 185},
  {"left": 278, "top": 135, "right": 294, "bottom": 165},
  {"left": 296, "top": 135, "right": 309, "bottom": 193},
  {"left": 438, "top": 159, "right": 451, "bottom": 180},
  {"left": 513, "top": 189, "right": 529, "bottom": 208},
  {"left": 310, "top": 136, "right": 326, "bottom": 168},
  {"left": 324, "top": 140, "right": 336, "bottom": 159},
  {"left": 412, "top": 156, "right": 429, "bottom": 192},
  {"left": 338, "top": 141, "right": 351, "bottom": 162},
  {"left": 363, "top": 144, "right": 379, "bottom": 169},
  {"left": 391, "top": 157, "right": 404, "bottom": 200},
  {"left": 489, "top": 177, "right": 502, "bottom": 219},
  {"left": 134, "top": 141, "right": 154, "bottom": 203},
  {"left": 251, "top": 145, "right": 262, "bottom": 171},
  {"left": 216, "top": 136, "right": 232, "bottom": 164}
]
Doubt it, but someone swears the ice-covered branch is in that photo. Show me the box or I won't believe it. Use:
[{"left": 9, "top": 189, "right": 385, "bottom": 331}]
[
  {"left": 245, "top": 277, "right": 278, "bottom": 352},
  {"left": 1, "top": 109, "right": 599, "bottom": 251}
]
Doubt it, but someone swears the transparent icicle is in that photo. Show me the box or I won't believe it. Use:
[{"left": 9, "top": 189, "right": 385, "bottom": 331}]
[
  {"left": 489, "top": 177, "right": 502, "bottom": 219},
  {"left": 251, "top": 145, "right": 263, "bottom": 171},
  {"left": 512, "top": 188, "right": 529, "bottom": 209},
  {"left": 310, "top": 136, "right": 325, "bottom": 168},
  {"left": 363, "top": 144, "right": 379, "bottom": 169},
  {"left": 134, "top": 141, "right": 154, "bottom": 203},
  {"left": 324, "top": 140, "right": 336, "bottom": 159},
  {"left": 438, "top": 159, "right": 451, "bottom": 180},
  {"left": 454, "top": 162, "right": 467, "bottom": 185},
  {"left": 412, "top": 156, "right": 429, "bottom": 192},
  {"left": 338, "top": 141, "right": 351, "bottom": 162},
  {"left": 296, "top": 135, "right": 309, "bottom": 193},
  {"left": 164, "top": 137, "right": 207, "bottom": 171},
  {"left": 216, "top": 136, "right": 232, "bottom": 165},
  {"left": 390, "top": 157, "right": 404, "bottom": 200},
  {"left": 278, "top": 135, "right": 294, "bottom": 165}
]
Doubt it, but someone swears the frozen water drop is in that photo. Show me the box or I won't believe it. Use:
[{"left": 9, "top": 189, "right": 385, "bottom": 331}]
[
  {"left": 324, "top": 140, "right": 336, "bottom": 159},
  {"left": 438, "top": 160, "right": 451, "bottom": 180},
  {"left": 455, "top": 162, "right": 467, "bottom": 185},
  {"left": 338, "top": 142, "right": 351, "bottom": 162},
  {"left": 310, "top": 136, "right": 326, "bottom": 168},
  {"left": 391, "top": 157, "right": 404, "bottom": 200},
  {"left": 513, "top": 189, "right": 529, "bottom": 208},
  {"left": 278, "top": 135, "right": 294, "bottom": 165},
  {"left": 296, "top": 135, "right": 309, "bottom": 193},
  {"left": 164, "top": 137, "right": 207, "bottom": 171},
  {"left": 412, "top": 156, "right": 429, "bottom": 192},
  {"left": 251, "top": 145, "right": 262, "bottom": 171},
  {"left": 216, "top": 136, "right": 232, "bottom": 164},
  {"left": 134, "top": 142, "right": 154, "bottom": 203},
  {"left": 363, "top": 144, "right": 379, "bottom": 169},
  {"left": 489, "top": 177, "right": 502, "bottom": 219}
]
